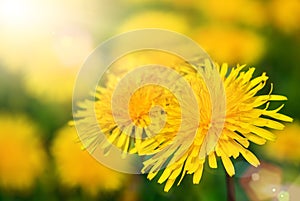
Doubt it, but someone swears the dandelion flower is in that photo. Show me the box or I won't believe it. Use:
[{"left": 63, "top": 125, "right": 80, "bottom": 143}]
[
  {"left": 74, "top": 59, "right": 292, "bottom": 192},
  {"left": 74, "top": 51, "right": 184, "bottom": 155},
  {"left": 142, "top": 62, "right": 292, "bottom": 191},
  {"left": 76, "top": 74, "right": 181, "bottom": 156},
  {"left": 268, "top": 0, "right": 300, "bottom": 34},
  {"left": 51, "top": 126, "right": 128, "bottom": 196},
  {"left": 0, "top": 114, "right": 46, "bottom": 191},
  {"left": 118, "top": 11, "right": 190, "bottom": 34},
  {"left": 197, "top": 0, "right": 267, "bottom": 27},
  {"left": 193, "top": 26, "right": 265, "bottom": 64},
  {"left": 122, "top": 0, "right": 197, "bottom": 8},
  {"left": 24, "top": 35, "right": 88, "bottom": 103},
  {"left": 264, "top": 122, "right": 300, "bottom": 163}
]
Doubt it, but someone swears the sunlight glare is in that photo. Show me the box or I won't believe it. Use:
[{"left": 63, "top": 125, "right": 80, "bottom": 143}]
[{"left": 0, "top": 0, "right": 40, "bottom": 27}]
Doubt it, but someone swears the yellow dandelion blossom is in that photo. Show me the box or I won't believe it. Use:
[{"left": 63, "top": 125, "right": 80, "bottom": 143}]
[
  {"left": 197, "top": 0, "right": 267, "bottom": 27},
  {"left": 118, "top": 11, "right": 190, "bottom": 34},
  {"left": 24, "top": 29, "right": 92, "bottom": 103},
  {"left": 77, "top": 74, "right": 181, "bottom": 156},
  {"left": 264, "top": 122, "right": 300, "bottom": 163},
  {"left": 268, "top": 0, "right": 300, "bottom": 34},
  {"left": 122, "top": 0, "right": 197, "bottom": 8},
  {"left": 107, "top": 50, "right": 184, "bottom": 76},
  {"left": 74, "top": 59, "right": 292, "bottom": 192},
  {"left": 51, "top": 126, "right": 128, "bottom": 196},
  {"left": 142, "top": 62, "right": 292, "bottom": 191},
  {"left": 0, "top": 114, "right": 46, "bottom": 191},
  {"left": 75, "top": 51, "right": 185, "bottom": 155},
  {"left": 193, "top": 26, "right": 265, "bottom": 64}
]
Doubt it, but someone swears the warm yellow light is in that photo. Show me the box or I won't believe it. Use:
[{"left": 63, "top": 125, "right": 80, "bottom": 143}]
[{"left": 0, "top": 0, "right": 38, "bottom": 27}]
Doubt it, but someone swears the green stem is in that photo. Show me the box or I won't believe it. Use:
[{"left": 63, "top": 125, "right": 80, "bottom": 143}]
[{"left": 226, "top": 173, "right": 236, "bottom": 201}]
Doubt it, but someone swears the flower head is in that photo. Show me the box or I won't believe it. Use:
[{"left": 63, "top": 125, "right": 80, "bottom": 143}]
[
  {"left": 193, "top": 26, "right": 265, "bottom": 64},
  {"left": 74, "top": 59, "right": 292, "bottom": 192},
  {"left": 268, "top": 0, "right": 300, "bottom": 34},
  {"left": 75, "top": 51, "right": 184, "bottom": 156},
  {"left": 264, "top": 122, "right": 300, "bottom": 163},
  {"left": 0, "top": 114, "right": 46, "bottom": 191},
  {"left": 143, "top": 62, "right": 292, "bottom": 191},
  {"left": 197, "top": 0, "right": 267, "bottom": 27},
  {"left": 118, "top": 11, "right": 189, "bottom": 34},
  {"left": 51, "top": 126, "right": 128, "bottom": 196}
]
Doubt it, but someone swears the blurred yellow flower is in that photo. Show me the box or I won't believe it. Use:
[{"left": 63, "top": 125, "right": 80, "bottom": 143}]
[
  {"left": 193, "top": 26, "right": 265, "bottom": 64},
  {"left": 121, "top": 0, "right": 197, "bottom": 7},
  {"left": 197, "top": 0, "right": 267, "bottom": 27},
  {"left": 268, "top": 0, "right": 300, "bottom": 34},
  {"left": 51, "top": 126, "right": 128, "bottom": 196},
  {"left": 118, "top": 11, "right": 190, "bottom": 34},
  {"left": 0, "top": 114, "right": 46, "bottom": 191},
  {"left": 264, "top": 122, "right": 300, "bottom": 163},
  {"left": 24, "top": 25, "right": 93, "bottom": 103},
  {"left": 0, "top": 25, "right": 93, "bottom": 103},
  {"left": 23, "top": 49, "right": 81, "bottom": 103},
  {"left": 107, "top": 50, "right": 184, "bottom": 78}
]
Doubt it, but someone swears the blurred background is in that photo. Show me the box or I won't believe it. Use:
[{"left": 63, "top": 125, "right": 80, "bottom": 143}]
[{"left": 0, "top": 0, "right": 299, "bottom": 200}]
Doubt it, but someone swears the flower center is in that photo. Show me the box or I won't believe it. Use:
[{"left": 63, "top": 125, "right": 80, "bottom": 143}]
[{"left": 128, "top": 85, "right": 167, "bottom": 128}]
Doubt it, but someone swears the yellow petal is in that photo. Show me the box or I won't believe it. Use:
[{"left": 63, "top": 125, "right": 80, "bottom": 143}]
[
  {"left": 243, "top": 133, "right": 267, "bottom": 145},
  {"left": 221, "top": 156, "right": 235, "bottom": 176},
  {"left": 158, "top": 168, "right": 172, "bottom": 184},
  {"left": 147, "top": 171, "right": 158, "bottom": 180},
  {"left": 169, "top": 165, "right": 183, "bottom": 180},
  {"left": 248, "top": 125, "right": 276, "bottom": 141},
  {"left": 186, "top": 157, "right": 200, "bottom": 173},
  {"left": 253, "top": 118, "right": 285, "bottom": 130},
  {"left": 223, "top": 129, "right": 250, "bottom": 148},
  {"left": 263, "top": 111, "right": 293, "bottom": 122},
  {"left": 248, "top": 72, "right": 268, "bottom": 89},
  {"left": 117, "top": 132, "right": 128, "bottom": 147},
  {"left": 242, "top": 67, "right": 255, "bottom": 84},
  {"left": 241, "top": 149, "right": 260, "bottom": 167},
  {"left": 164, "top": 179, "right": 176, "bottom": 192},
  {"left": 208, "top": 152, "right": 217, "bottom": 168},
  {"left": 193, "top": 164, "right": 204, "bottom": 184},
  {"left": 220, "top": 63, "right": 228, "bottom": 78}
]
